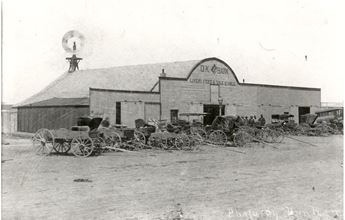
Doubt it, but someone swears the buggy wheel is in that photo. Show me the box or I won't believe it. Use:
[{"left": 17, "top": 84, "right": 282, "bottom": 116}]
[
  {"left": 53, "top": 141, "right": 71, "bottom": 154},
  {"left": 234, "top": 130, "right": 252, "bottom": 147},
  {"left": 92, "top": 137, "right": 106, "bottom": 155},
  {"left": 191, "top": 128, "right": 207, "bottom": 140},
  {"left": 209, "top": 130, "right": 227, "bottom": 146},
  {"left": 165, "top": 137, "right": 176, "bottom": 150},
  {"left": 265, "top": 129, "right": 275, "bottom": 143},
  {"left": 32, "top": 128, "right": 55, "bottom": 155},
  {"left": 181, "top": 133, "right": 192, "bottom": 150},
  {"left": 112, "top": 132, "right": 122, "bottom": 148},
  {"left": 272, "top": 129, "right": 285, "bottom": 143},
  {"left": 174, "top": 134, "right": 191, "bottom": 150},
  {"left": 147, "top": 136, "right": 157, "bottom": 148},
  {"left": 71, "top": 136, "right": 94, "bottom": 157},
  {"left": 160, "top": 137, "right": 169, "bottom": 150},
  {"left": 105, "top": 132, "right": 122, "bottom": 149},
  {"left": 134, "top": 131, "right": 146, "bottom": 149}
]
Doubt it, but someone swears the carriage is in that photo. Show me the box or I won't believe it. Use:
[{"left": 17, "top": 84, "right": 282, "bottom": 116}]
[
  {"left": 204, "top": 115, "right": 254, "bottom": 147},
  {"left": 32, "top": 116, "right": 146, "bottom": 157},
  {"left": 145, "top": 118, "right": 200, "bottom": 151}
]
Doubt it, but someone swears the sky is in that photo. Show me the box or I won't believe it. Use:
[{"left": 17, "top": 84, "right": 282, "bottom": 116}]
[{"left": 2, "top": 0, "right": 345, "bottom": 104}]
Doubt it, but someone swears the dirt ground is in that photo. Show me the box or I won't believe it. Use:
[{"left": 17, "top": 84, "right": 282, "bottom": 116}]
[{"left": 1, "top": 135, "right": 343, "bottom": 220}]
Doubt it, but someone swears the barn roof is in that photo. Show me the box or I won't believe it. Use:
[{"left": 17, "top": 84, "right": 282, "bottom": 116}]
[
  {"left": 16, "top": 59, "right": 200, "bottom": 107},
  {"left": 19, "top": 97, "right": 89, "bottom": 107}
]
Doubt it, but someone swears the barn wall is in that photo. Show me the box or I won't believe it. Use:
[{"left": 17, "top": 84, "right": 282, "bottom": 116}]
[
  {"left": 17, "top": 106, "right": 89, "bottom": 133},
  {"left": 90, "top": 89, "right": 160, "bottom": 127},
  {"left": 159, "top": 58, "right": 321, "bottom": 124}
]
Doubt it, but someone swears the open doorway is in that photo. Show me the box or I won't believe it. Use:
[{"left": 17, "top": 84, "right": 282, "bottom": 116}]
[
  {"left": 203, "top": 104, "right": 225, "bottom": 125},
  {"left": 298, "top": 106, "right": 310, "bottom": 123}
]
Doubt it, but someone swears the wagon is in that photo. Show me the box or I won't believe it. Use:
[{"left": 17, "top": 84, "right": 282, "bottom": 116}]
[
  {"left": 32, "top": 117, "right": 101, "bottom": 157},
  {"left": 147, "top": 131, "right": 192, "bottom": 150},
  {"left": 179, "top": 112, "right": 208, "bottom": 141},
  {"left": 32, "top": 116, "right": 145, "bottom": 157},
  {"left": 104, "top": 124, "right": 147, "bottom": 150},
  {"left": 134, "top": 119, "right": 156, "bottom": 145},
  {"left": 146, "top": 119, "right": 195, "bottom": 151}
]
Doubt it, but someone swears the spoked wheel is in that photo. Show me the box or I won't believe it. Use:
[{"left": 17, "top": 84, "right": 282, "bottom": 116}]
[
  {"left": 233, "top": 130, "right": 252, "bottom": 147},
  {"left": 93, "top": 137, "right": 107, "bottom": 155},
  {"left": 271, "top": 129, "right": 285, "bottom": 143},
  {"left": 134, "top": 131, "right": 146, "bottom": 149},
  {"left": 111, "top": 132, "right": 122, "bottom": 148},
  {"left": 71, "top": 136, "right": 94, "bottom": 157},
  {"left": 102, "top": 132, "right": 122, "bottom": 151},
  {"left": 32, "top": 128, "right": 55, "bottom": 155},
  {"left": 147, "top": 136, "right": 157, "bottom": 149},
  {"left": 208, "top": 130, "right": 227, "bottom": 146},
  {"left": 191, "top": 128, "right": 207, "bottom": 144},
  {"left": 53, "top": 141, "right": 71, "bottom": 154},
  {"left": 159, "top": 137, "right": 169, "bottom": 150},
  {"left": 265, "top": 129, "right": 275, "bottom": 143},
  {"left": 255, "top": 129, "right": 268, "bottom": 142},
  {"left": 165, "top": 137, "right": 176, "bottom": 150},
  {"left": 174, "top": 134, "right": 191, "bottom": 150}
]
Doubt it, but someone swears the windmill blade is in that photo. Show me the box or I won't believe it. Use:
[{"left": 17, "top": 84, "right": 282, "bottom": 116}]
[{"left": 62, "top": 30, "right": 85, "bottom": 53}]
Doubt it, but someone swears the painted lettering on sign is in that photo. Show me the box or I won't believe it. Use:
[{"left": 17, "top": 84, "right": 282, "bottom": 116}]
[
  {"left": 189, "top": 78, "right": 236, "bottom": 86},
  {"left": 200, "top": 64, "right": 229, "bottom": 75}
]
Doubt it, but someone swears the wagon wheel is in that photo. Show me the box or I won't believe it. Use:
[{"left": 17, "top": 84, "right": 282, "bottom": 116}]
[
  {"left": 254, "top": 129, "right": 268, "bottom": 142},
  {"left": 159, "top": 137, "right": 169, "bottom": 150},
  {"left": 92, "top": 137, "right": 107, "bottom": 155},
  {"left": 71, "top": 136, "right": 94, "bottom": 157},
  {"left": 105, "top": 132, "right": 122, "bottom": 150},
  {"left": 272, "top": 129, "right": 285, "bottom": 143},
  {"left": 177, "top": 133, "right": 192, "bottom": 150},
  {"left": 174, "top": 135, "right": 184, "bottom": 150},
  {"left": 32, "top": 128, "right": 55, "bottom": 155},
  {"left": 111, "top": 132, "right": 122, "bottom": 148},
  {"left": 134, "top": 131, "right": 146, "bottom": 149},
  {"left": 208, "top": 130, "right": 227, "bottom": 146},
  {"left": 264, "top": 129, "right": 275, "bottom": 143},
  {"left": 165, "top": 136, "right": 176, "bottom": 150},
  {"left": 147, "top": 136, "right": 157, "bottom": 149},
  {"left": 191, "top": 128, "right": 207, "bottom": 143},
  {"left": 233, "top": 130, "right": 252, "bottom": 147},
  {"left": 53, "top": 141, "right": 71, "bottom": 154}
]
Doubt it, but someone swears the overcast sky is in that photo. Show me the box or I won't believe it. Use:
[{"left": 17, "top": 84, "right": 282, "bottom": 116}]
[{"left": 2, "top": 0, "right": 344, "bottom": 104}]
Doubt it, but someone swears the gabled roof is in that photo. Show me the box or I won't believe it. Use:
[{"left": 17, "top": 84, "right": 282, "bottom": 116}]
[
  {"left": 19, "top": 97, "right": 89, "bottom": 107},
  {"left": 16, "top": 59, "right": 200, "bottom": 106}
]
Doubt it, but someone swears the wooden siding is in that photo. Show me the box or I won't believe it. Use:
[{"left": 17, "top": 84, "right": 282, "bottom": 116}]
[{"left": 17, "top": 106, "right": 89, "bottom": 133}]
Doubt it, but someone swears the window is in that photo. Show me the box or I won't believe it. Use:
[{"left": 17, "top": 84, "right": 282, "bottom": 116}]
[
  {"left": 116, "top": 102, "right": 121, "bottom": 124},
  {"left": 170, "top": 109, "right": 179, "bottom": 122}
]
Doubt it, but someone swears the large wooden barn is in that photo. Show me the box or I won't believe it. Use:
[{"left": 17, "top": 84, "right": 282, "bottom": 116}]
[{"left": 16, "top": 57, "right": 321, "bottom": 133}]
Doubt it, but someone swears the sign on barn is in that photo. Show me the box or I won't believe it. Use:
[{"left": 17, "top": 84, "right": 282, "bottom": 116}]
[{"left": 188, "top": 60, "right": 237, "bottom": 86}]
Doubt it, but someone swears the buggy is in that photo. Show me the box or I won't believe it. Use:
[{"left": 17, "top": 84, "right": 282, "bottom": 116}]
[{"left": 205, "top": 115, "right": 254, "bottom": 147}]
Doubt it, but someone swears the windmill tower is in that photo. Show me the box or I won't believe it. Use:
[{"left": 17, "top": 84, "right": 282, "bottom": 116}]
[{"left": 62, "top": 30, "right": 85, "bottom": 73}]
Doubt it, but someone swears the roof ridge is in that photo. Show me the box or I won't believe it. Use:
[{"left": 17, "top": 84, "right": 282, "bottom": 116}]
[{"left": 76, "top": 59, "right": 201, "bottom": 72}]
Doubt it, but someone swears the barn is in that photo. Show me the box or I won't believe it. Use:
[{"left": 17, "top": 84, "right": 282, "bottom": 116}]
[{"left": 16, "top": 57, "right": 321, "bottom": 132}]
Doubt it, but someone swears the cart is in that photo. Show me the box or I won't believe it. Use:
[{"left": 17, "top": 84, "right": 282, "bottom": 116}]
[{"left": 32, "top": 117, "right": 144, "bottom": 157}]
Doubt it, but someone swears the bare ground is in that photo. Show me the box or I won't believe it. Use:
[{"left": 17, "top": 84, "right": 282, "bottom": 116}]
[{"left": 1, "top": 135, "right": 343, "bottom": 220}]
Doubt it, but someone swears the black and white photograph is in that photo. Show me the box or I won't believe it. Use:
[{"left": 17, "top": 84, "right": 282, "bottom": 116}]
[{"left": 1, "top": 0, "right": 344, "bottom": 219}]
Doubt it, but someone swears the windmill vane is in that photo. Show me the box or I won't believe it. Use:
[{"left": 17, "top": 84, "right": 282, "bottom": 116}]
[{"left": 62, "top": 30, "right": 85, "bottom": 73}]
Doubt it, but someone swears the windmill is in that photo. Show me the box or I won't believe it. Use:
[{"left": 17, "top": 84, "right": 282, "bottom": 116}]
[{"left": 62, "top": 30, "right": 85, "bottom": 73}]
